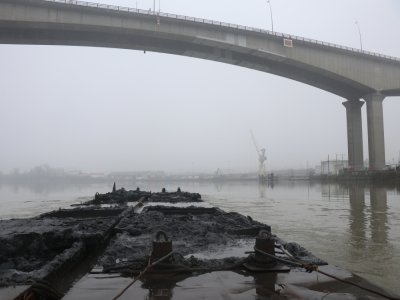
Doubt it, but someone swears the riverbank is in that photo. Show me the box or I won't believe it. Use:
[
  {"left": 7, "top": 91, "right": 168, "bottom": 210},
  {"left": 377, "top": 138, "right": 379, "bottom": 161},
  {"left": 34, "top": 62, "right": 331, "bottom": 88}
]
[{"left": 311, "top": 168, "right": 400, "bottom": 184}]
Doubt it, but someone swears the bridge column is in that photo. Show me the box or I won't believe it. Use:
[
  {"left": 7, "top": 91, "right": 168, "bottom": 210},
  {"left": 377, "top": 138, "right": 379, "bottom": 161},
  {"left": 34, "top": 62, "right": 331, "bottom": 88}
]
[
  {"left": 342, "top": 99, "right": 364, "bottom": 171},
  {"left": 364, "top": 93, "right": 386, "bottom": 170}
]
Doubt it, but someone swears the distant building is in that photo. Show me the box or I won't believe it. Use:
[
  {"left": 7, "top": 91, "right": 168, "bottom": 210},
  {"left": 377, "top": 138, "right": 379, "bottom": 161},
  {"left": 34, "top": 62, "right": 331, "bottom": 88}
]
[
  {"left": 108, "top": 171, "right": 166, "bottom": 181},
  {"left": 320, "top": 160, "right": 348, "bottom": 175}
]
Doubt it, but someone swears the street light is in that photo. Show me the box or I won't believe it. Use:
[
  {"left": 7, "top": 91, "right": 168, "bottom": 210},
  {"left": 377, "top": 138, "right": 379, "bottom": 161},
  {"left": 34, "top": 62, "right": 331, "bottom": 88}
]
[
  {"left": 152, "top": 0, "right": 160, "bottom": 13},
  {"left": 355, "top": 21, "right": 363, "bottom": 51},
  {"left": 267, "top": 0, "right": 274, "bottom": 33}
]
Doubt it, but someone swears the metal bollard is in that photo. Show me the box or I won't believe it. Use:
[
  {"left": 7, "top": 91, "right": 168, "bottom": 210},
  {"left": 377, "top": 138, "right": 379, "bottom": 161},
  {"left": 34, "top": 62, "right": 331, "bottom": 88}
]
[
  {"left": 152, "top": 231, "right": 172, "bottom": 260},
  {"left": 255, "top": 230, "right": 276, "bottom": 265}
]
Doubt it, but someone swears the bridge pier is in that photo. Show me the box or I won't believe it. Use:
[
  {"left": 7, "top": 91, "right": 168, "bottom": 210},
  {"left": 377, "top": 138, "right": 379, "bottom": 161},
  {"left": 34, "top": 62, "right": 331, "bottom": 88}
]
[
  {"left": 364, "top": 93, "right": 386, "bottom": 170},
  {"left": 343, "top": 99, "right": 364, "bottom": 171}
]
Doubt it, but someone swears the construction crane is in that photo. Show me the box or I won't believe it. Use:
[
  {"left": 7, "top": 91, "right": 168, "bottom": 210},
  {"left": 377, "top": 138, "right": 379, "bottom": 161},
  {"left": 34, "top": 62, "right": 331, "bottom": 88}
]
[{"left": 250, "top": 131, "right": 267, "bottom": 180}]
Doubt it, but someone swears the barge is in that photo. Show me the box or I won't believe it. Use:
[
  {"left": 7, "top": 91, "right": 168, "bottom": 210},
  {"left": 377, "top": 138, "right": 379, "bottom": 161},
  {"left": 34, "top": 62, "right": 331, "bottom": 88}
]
[{"left": 0, "top": 186, "right": 398, "bottom": 300}]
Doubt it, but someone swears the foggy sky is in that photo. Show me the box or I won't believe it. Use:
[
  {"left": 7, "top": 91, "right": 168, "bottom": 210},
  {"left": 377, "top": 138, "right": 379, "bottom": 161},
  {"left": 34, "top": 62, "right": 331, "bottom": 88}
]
[{"left": 1, "top": 0, "right": 400, "bottom": 174}]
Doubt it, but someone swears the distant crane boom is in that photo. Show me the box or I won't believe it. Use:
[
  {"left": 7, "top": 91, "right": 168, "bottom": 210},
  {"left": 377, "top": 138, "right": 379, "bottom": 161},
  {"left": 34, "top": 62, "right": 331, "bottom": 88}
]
[
  {"left": 250, "top": 130, "right": 260, "bottom": 154},
  {"left": 250, "top": 130, "right": 267, "bottom": 179}
]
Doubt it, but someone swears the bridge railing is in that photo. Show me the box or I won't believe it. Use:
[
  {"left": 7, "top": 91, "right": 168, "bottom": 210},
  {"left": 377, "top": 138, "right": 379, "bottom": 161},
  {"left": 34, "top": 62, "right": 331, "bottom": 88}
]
[{"left": 43, "top": 0, "right": 400, "bottom": 62}]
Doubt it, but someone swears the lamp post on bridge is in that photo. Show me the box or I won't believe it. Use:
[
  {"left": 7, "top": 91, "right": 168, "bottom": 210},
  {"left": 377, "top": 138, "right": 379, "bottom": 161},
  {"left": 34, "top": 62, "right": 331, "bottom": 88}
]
[
  {"left": 267, "top": 0, "right": 274, "bottom": 33},
  {"left": 355, "top": 21, "right": 363, "bottom": 51},
  {"left": 152, "top": 0, "right": 160, "bottom": 13}
]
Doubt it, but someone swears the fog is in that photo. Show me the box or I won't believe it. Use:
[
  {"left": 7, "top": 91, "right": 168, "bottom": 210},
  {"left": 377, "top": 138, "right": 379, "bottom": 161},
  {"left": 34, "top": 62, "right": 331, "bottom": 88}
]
[{"left": 1, "top": 0, "right": 399, "bottom": 174}]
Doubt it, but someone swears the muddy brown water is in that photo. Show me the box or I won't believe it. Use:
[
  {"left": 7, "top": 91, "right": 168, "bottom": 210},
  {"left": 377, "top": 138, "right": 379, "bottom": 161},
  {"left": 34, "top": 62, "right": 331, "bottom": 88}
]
[{"left": 0, "top": 180, "right": 399, "bottom": 294}]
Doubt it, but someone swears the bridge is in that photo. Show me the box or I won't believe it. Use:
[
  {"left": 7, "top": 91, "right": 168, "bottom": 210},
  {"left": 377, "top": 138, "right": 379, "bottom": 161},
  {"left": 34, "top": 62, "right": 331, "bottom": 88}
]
[{"left": 1, "top": 0, "right": 400, "bottom": 171}]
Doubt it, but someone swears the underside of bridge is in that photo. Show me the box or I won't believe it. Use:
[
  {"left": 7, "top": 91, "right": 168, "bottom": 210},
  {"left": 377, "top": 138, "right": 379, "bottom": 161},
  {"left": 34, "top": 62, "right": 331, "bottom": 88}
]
[{"left": 0, "top": 22, "right": 376, "bottom": 99}]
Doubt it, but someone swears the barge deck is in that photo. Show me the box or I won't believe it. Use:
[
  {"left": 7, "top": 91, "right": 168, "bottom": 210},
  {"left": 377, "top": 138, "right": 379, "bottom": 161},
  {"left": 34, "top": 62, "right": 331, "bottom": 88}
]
[{"left": 0, "top": 187, "right": 398, "bottom": 300}]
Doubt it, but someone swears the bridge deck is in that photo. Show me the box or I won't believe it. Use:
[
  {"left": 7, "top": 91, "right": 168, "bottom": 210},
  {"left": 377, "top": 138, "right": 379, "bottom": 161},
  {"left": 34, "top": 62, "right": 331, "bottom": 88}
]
[{"left": 43, "top": 0, "right": 400, "bottom": 63}]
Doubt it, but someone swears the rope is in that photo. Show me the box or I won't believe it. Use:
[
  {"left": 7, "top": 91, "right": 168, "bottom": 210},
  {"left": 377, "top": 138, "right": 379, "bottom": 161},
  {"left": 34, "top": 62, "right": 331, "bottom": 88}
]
[
  {"left": 254, "top": 246, "right": 303, "bottom": 267},
  {"left": 254, "top": 246, "right": 400, "bottom": 300},
  {"left": 111, "top": 251, "right": 174, "bottom": 300}
]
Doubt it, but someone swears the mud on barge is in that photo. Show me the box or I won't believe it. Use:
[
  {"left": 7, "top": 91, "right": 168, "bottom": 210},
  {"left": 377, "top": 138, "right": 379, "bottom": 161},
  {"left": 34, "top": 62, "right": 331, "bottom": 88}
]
[{"left": 0, "top": 186, "right": 398, "bottom": 300}]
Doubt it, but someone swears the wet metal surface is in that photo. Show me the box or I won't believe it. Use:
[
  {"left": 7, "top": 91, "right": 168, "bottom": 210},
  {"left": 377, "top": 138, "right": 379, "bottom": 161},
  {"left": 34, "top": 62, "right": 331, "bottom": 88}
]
[{"left": 63, "top": 267, "right": 397, "bottom": 300}]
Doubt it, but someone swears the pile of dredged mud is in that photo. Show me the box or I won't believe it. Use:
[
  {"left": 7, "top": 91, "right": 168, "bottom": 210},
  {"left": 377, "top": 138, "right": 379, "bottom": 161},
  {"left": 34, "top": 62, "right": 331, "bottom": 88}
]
[{"left": 0, "top": 187, "right": 325, "bottom": 287}]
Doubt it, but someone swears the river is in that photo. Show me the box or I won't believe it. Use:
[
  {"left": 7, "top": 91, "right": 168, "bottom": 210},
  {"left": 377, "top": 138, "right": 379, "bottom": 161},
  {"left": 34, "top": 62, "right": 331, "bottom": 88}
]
[{"left": 0, "top": 180, "right": 399, "bottom": 294}]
